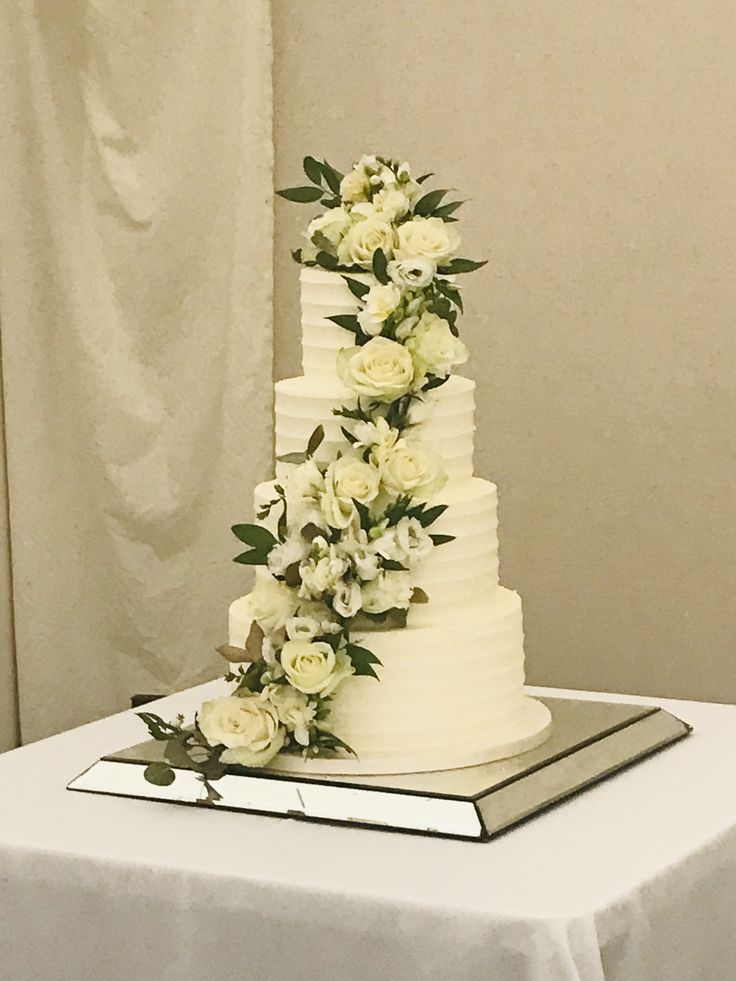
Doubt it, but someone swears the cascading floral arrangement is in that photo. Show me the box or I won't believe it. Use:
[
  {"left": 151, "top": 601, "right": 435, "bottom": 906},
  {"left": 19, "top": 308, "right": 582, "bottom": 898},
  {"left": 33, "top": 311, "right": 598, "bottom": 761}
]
[{"left": 138, "top": 155, "right": 486, "bottom": 798}]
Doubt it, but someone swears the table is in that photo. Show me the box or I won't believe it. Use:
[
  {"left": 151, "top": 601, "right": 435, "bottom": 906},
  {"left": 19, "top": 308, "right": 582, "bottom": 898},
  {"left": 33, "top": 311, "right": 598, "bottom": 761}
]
[{"left": 1, "top": 682, "right": 735, "bottom": 981}]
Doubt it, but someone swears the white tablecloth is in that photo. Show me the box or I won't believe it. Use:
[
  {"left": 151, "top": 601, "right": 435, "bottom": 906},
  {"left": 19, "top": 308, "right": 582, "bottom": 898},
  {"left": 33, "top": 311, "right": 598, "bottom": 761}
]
[{"left": 1, "top": 682, "right": 735, "bottom": 981}]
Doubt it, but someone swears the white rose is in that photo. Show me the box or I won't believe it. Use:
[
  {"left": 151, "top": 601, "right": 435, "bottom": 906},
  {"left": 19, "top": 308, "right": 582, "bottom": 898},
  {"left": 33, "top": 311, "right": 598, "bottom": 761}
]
[
  {"left": 387, "top": 257, "right": 437, "bottom": 289},
  {"left": 198, "top": 694, "right": 285, "bottom": 767},
  {"left": 357, "top": 283, "right": 402, "bottom": 336},
  {"left": 267, "top": 536, "right": 308, "bottom": 578},
  {"left": 406, "top": 311, "right": 468, "bottom": 378},
  {"left": 285, "top": 614, "right": 321, "bottom": 641},
  {"left": 267, "top": 685, "right": 316, "bottom": 747},
  {"left": 340, "top": 167, "right": 370, "bottom": 203},
  {"left": 280, "top": 640, "right": 354, "bottom": 695},
  {"left": 337, "top": 216, "right": 396, "bottom": 267},
  {"left": 330, "top": 455, "right": 381, "bottom": 504},
  {"left": 395, "top": 216, "right": 461, "bottom": 263},
  {"left": 372, "top": 186, "right": 410, "bottom": 220},
  {"left": 319, "top": 480, "right": 358, "bottom": 530},
  {"left": 249, "top": 578, "right": 299, "bottom": 635},
  {"left": 337, "top": 337, "right": 415, "bottom": 402},
  {"left": 332, "top": 579, "right": 363, "bottom": 618},
  {"left": 381, "top": 442, "right": 447, "bottom": 500},
  {"left": 307, "top": 206, "right": 351, "bottom": 249},
  {"left": 361, "top": 570, "right": 413, "bottom": 613}
]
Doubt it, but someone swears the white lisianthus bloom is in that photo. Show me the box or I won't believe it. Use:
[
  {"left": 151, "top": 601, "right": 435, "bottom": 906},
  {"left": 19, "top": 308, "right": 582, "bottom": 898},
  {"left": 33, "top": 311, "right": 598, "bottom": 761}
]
[
  {"left": 381, "top": 442, "right": 447, "bottom": 501},
  {"left": 283, "top": 459, "right": 327, "bottom": 530},
  {"left": 285, "top": 614, "right": 321, "bottom": 642},
  {"left": 307, "top": 206, "right": 351, "bottom": 249},
  {"left": 395, "top": 216, "right": 461, "bottom": 263},
  {"left": 298, "top": 544, "right": 348, "bottom": 598},
  {"left": 249, "top": 578, "right": 299, "bottom": 635},
  {"left": 267, "top": 536, "right": 308, "bottom": 578},
  {"left": 336, "top": 529, "right": 382, "bottom": 582},
  {"left": 337, "top": 216, "right": 397, "bottom": 267},
  {"left": 340, "top": 167, "right": 371, "bottom": 203},
  {"left": 329, "top": 454, "right": 381, "bottom": 504},
  {"left": 395, "top": 516, "right": 434, "bottom": 564},
  {"left": 361, "top": 570, "right": 413, "bottom": 613},
  {"left": 387, "top": 257, "right": 437, "bottom": 289},
  {"left": 297, "top": 600, "right": 342, "bottom": 635},
  {"left": 357, "top": 283, "right": 402, "bottom": 336},
  {"left": 280, "top": 640, "right": 354, "bottom": 696},
  {"left": 406, "top": 311, "right": 468, "bottom": 378},
  {"left": 198, "top": 694, "right": 285, "bottom": 767},
  {"left": 352, "top": 415, "right": 402, "bottom": 463},
  {"left": 333, "top": 579, "right": 363, "bottom": 618},
  {"left": 394, "top": 314, "right": 420, "bottom": 342},
  {"left": 267, "top": 685, "right": 316, "bottom": 747},
  {"left": 337, "top": 337, "right": 415, "bottom": 402},
  {"left": 372, "top": 186, "right": 410, "bottom": 220}
]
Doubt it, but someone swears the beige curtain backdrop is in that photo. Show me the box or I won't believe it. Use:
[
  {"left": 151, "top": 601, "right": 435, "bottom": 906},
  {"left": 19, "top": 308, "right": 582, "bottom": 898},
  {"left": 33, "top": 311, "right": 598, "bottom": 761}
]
[
  {"left": 0, "top": 0, "right": 273, "bottom": 749},
  {"left": 273, "top": 1, "right": 736, "bottom": 703}
]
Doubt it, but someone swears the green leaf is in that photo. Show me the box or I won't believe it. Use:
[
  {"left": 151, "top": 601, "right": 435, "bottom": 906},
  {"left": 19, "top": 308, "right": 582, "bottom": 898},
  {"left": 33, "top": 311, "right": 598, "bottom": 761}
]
[
  {"left": 300, "top": 522, "right": 324, "bottom": 542},
  {"left": 423, "top": 374, "right": 450, "bottom": 392},
  {"left": 440, "top": 257, "right": 488, "bottom": 274},
  {"left": 137, "top": 712, "right": 181, "bottom": 741},
  {"left": 143, "top": 762, "right": 176, "bottom": 787},
  {"left": 321, "top": 197, "right": 342, "bottom": 209},
  {"left": 303, "top": 155, "right": 324, "bottom": 185},
  {"left": 433, "top": 200, "right": 465, "bottom": 219},
  {"left": 327, "top": 313, "right": 361, "bottom": 334},
  {"left": 353, "top": 499, "right": 371, "bottom": 531},
  {"left": 346, "top": 643, "right": 382, "bottom": 679},
  {"left": 411, "top": 587, "right": 430, "bottom": 604},
  {"left": 276, "top": 185, "right": 324, "bottom": 203},
  {"left": 306, "top": 424, "right": 325, "bottom": 458},
  {"left": 233, "top": 550, "right": 268, "bottom": 565},
  {"left": 417, "top": 504, "right": 448, "bottom": 528},
  {"left": 416, "top": 172, "right": 434, "bottom": 184},
  {"left": 372, "top": 248, "right": 389, "bottom": 284},
  {"left": 231, "top": 524, "right": 278, "bottom": 551},
  {"left": 275, "top": 451, "right": 308, "bottom": 465},
  {"left": 321, "top": 159, "right": 344, "bottom": 195},
  {"left": 430, "top": 533, "right": 455, "bottom": 547},
  {"left": 164, "top": 736, "right": 195, "bottom": 770},
  {"left": 382, "top": 559, "right": 408, "bottom": 571},
  {"left": 414, "top": 188, "right": 449, "bottom": 217},
  {"left": 277, "top": 505, "right": 287, "bottom": 543},
  {"left": 315, "top": 250, "right": 339, "bottom": 270},
  {"left": 291, "top": 248, "right": 303, "bottom": 264},
  {"left": 342, "top": 275, "right": 370, "bottom": 300},
  {"left": 341, "top": 425, "right": 357, "bottom": 444},
  {"left": 284, "top": 561, "right": 302, "bottom": 588}
]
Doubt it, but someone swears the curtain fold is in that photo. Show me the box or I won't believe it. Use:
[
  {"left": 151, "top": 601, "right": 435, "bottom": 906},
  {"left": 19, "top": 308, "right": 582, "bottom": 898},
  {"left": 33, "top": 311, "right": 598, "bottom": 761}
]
[{"left": 0, "top": 0, "right": 273, "bottom": 747}]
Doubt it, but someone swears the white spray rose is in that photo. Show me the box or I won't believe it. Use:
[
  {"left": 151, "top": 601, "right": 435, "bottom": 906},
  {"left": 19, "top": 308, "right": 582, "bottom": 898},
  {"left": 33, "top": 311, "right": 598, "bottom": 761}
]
[
  {"left": 357, "top": 283, "right": 402, "bottom": 336},
  {"left": 361, "top": 570, "right": 413, "bottom": 613},
  {"left": 307, "top": 206, "right": 351, "bottom": 249},
  {"left": 280, "top": 640, "right": 354, "bottom": 696},
  {"left": 249, "top": 578, "right": 299, "bottom": 635},
  {"left": 330, "top": 455, "right": 381, "bottom": 504},
  {"left": 340, "top": 167, "right": 370, "bottom": 203},
  {"left": 337, "top": 337, "right": 415, "bottom": 402},
  {"left": 381, "top": 442, "right": 447, "bottom": 500},
  {"left": 267, "top": 536, "right": 308, "bottom": 578},
  {"left": 267, "top": 685, "right": 316, "bottom": 747},
  {"left": 198, "top": 694, "right": 285, "bottom": 767},
  {"left": 337, "top": 216, "right": 396, "bottom": 267},
  {"left": 406, "top": 311, "right": 468, "bottom": 378},
  {"left": 372, "top": 186, "right": 410, "bottom": 220},
  {"left": 395, "top": 216, "right": 461, "bottom": 263},
  {"left": 332, "top": 579, "right": 363, "bottom": 618},
  {"left": 387, "top": 257, "right": 437, "bottom": 289}
]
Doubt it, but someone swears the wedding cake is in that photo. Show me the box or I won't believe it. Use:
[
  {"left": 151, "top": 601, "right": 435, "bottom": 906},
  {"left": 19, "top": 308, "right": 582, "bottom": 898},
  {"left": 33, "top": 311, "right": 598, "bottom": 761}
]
[{"left": 139, "top": 155, "right": 551, "bottom": 788}]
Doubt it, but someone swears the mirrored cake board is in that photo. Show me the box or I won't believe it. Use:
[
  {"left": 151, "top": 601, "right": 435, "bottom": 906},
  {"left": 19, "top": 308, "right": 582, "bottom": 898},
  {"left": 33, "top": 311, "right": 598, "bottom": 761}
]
[{"left": 68, "top": 697, "right": 692, "bottom": 841}]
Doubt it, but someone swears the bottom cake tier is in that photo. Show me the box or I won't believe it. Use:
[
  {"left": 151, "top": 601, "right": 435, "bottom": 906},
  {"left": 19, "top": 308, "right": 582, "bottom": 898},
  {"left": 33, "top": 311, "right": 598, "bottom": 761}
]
[{"left": 227, "top": 585, "right": 552, "bottom": 775}]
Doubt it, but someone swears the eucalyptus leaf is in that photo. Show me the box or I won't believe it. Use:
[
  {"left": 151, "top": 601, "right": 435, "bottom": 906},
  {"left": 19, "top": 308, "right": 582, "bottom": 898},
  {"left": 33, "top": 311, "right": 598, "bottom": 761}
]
[
  {"left": 276, "top": 185, "right": 324, "bottom": 203},
  {"left": 143, "top": 762, "right": 176, "bottom": 787}
]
